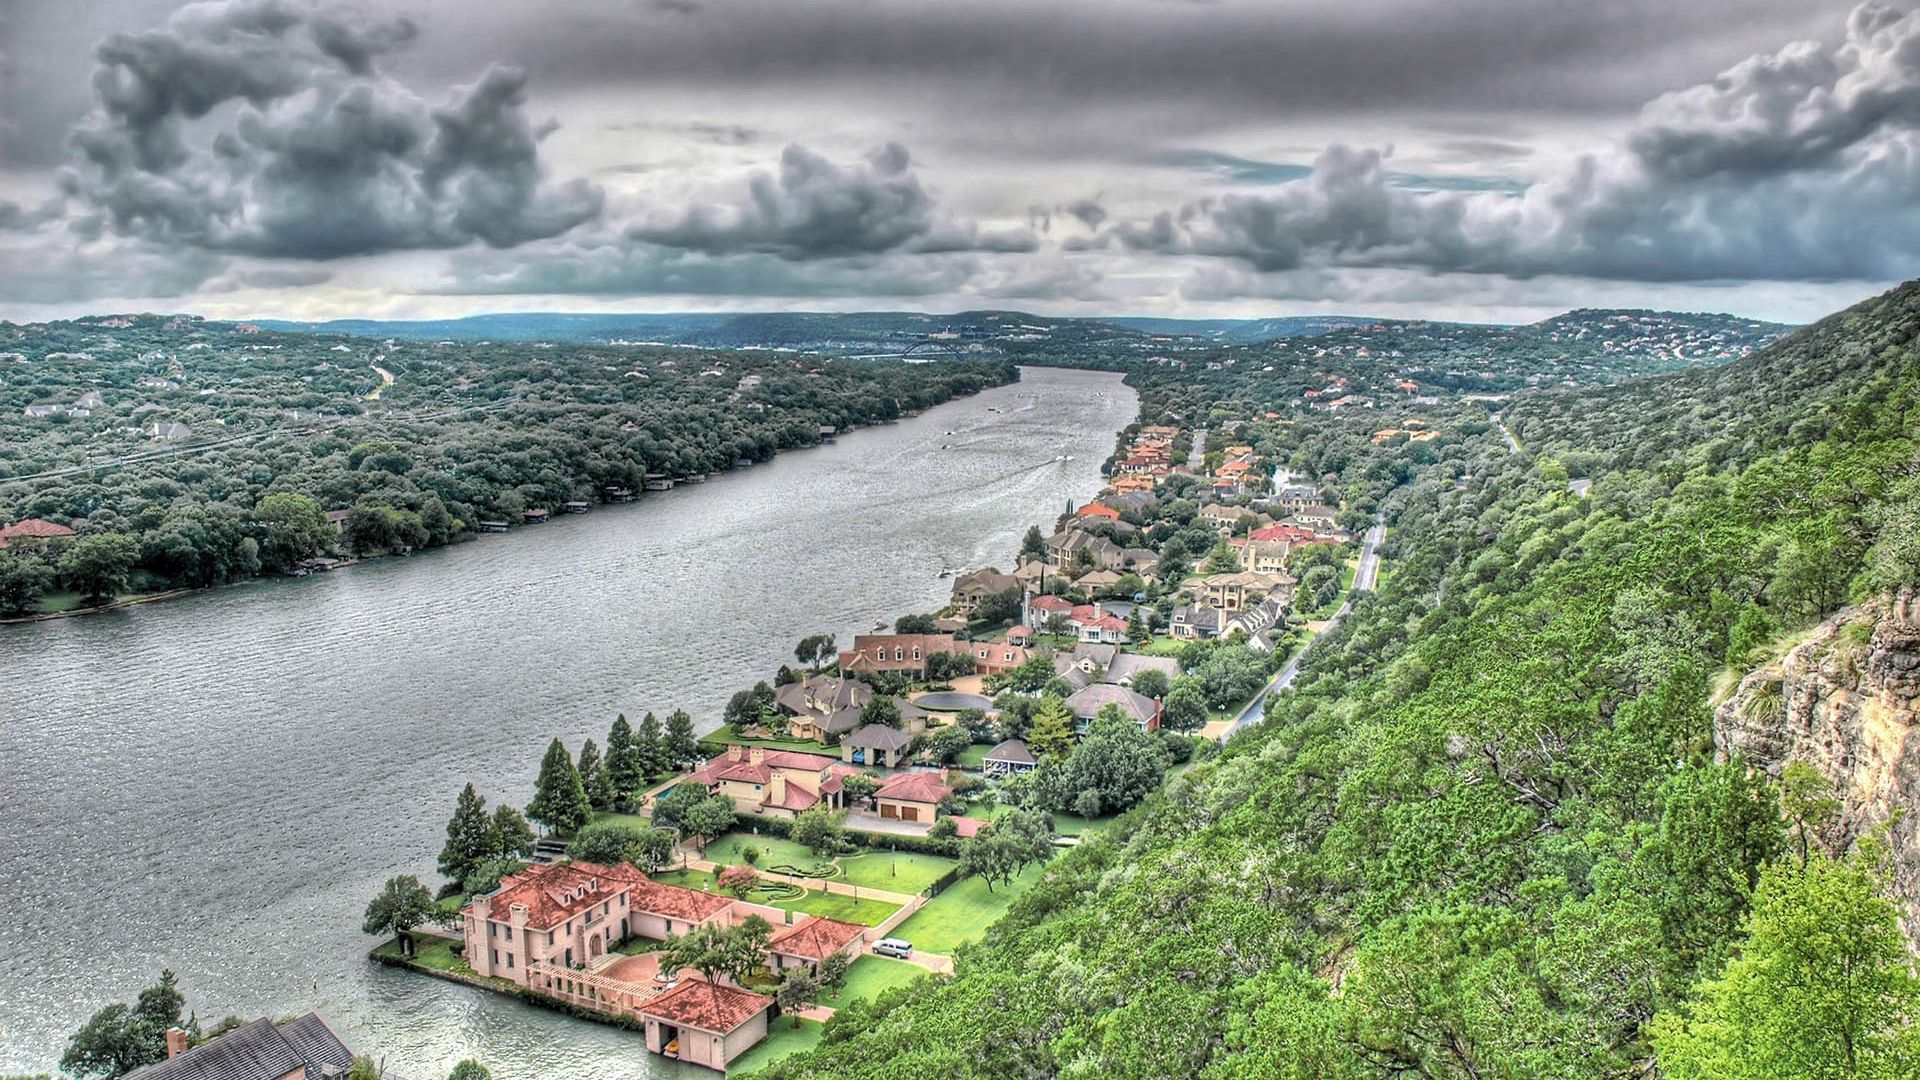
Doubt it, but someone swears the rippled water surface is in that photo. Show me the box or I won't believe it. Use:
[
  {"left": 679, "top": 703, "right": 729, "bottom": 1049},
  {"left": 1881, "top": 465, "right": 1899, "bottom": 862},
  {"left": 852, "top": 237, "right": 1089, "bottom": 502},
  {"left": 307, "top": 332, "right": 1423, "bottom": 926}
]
[{"left": 0, "top": 366, "right": 1133, "bottom": 1076}]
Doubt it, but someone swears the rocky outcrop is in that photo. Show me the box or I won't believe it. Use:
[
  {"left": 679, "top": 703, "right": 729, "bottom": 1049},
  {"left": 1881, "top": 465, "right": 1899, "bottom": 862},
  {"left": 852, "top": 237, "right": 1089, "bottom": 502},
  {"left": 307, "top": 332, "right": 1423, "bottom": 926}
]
[{"left": 1714, "top": 590, "right": 1920, "bottom": 941}]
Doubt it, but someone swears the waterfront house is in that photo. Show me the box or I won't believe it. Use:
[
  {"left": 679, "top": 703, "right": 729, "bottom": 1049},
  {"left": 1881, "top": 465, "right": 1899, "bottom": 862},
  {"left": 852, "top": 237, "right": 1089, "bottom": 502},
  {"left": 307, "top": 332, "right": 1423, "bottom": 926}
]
[
  {"left": 775, "top": 675, "right": 874, "bottom": 743},
  {"left": 842, "top": 724, "right": 913, "bottom": 768},
  {"left": 683, "top": 744, "right": 857, "bottom": 817},
  {"left": 1012, "top": 558, "right": 1049, "bottom": 592},
  {"left": 950, "top": 569, "right": 1019, "bottom": 617},
  {"left": 1044, "top": 529, "right": 1125, "bottom": 572},
  {"left": 873, "top": 769, "right": 953, "bottom": 824},
  {"left": 983, "top": 738, "right": 1037, "bottom": 777},
  {"left": 124, "top": 1014, "right": 352, "bottom": 1080},
  {"left": 466, "top": 861, "right": 730, "bottom": 977},
  {"left": 836, "top": 633, "right": 961, "bottom": 678},
  {"left": 0, "top": 518, "right": 75, "bottom": 551},
  {"left": 1075, "top": 501, "right": 1122, "bottom": 522},
  {"left": 1065, "top": 685, "right": 1161, "bottom": 734},
  {"left": 638, "top": 980, "right": 774, "bottom": 1072}
]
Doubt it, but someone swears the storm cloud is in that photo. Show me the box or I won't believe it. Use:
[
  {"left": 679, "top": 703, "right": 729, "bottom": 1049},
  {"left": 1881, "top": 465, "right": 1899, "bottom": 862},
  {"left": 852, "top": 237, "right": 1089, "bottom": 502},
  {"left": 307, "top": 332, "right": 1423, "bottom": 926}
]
[
  {"left": 626, "top": 142, "right": 1037, "bottom": 259},
  {"left": 58, "top": 0, "right": 604, "bottom": 258},
  {"left": 1090, "top": 1, "right": 1920, "bottom": 283}
]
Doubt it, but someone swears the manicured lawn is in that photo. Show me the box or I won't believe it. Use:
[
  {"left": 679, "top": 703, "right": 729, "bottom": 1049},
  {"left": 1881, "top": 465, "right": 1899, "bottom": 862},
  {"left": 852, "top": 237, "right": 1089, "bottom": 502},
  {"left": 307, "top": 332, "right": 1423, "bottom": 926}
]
[
  {"left": 834, "top": 850, "right": 957, "bottom": 894},
  {"left": 375, "top": 933, "right": 470, "bottom": 974},
  {"left": 588, "top": 810, "right": 658, "bottom": 833},
  {"left": 958, "top": 800, "right": 1113, "bottom": 838},
  {"left": 889, "top": 864, "right": 1044, "bottom": 955},
  {"left": 954, "top": 743, "right": 990, "bottom": 768},
  {"left": 704, "top": 833, "right": 822, "bottom": 871},
  {"left": 653, "top": 869, "right": 902, "bottom": 927},
  {"left": 1132, "top": 635, "right": 1188, "bottom": 657},
  {"left": 729, "top": 1018, "right": 822, "bottom": 1075},
  {"left": 699, "top": 734, "right": 829, "bottom": 756},
  {"left": 828, "top": 955, "right": 927, "bottom": 1004}
]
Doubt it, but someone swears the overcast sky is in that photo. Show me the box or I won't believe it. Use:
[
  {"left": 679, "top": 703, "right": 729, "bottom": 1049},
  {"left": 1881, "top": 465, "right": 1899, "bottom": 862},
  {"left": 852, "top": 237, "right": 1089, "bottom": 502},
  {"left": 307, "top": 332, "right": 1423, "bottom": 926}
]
[{"left": 0, "top": 0, "right": 1911, "bottom": 323}]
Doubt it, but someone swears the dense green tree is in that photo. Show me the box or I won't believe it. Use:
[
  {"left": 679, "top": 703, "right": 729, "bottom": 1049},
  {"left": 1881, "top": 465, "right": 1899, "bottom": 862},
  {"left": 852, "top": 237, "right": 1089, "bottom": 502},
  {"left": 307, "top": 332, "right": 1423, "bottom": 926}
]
[
  {"left": 792, "top": 805, "right": 847, "bottom": 855},
  {"left": 255, "top": 492, "right": 334, "bottom": 570},
  {"left": 679, "top": 794, "right": 736, "bottom": 846},
  {"left": 437, "top": 783, "right": 494, "bottom": 886},
  {"left": 577, "top": 738, "right": 612, "bottom": 811},
  {"left": 776, "top": 968, "right": 821, "bottom": 1025},
  {"left": 58, "top": 533, "right": 140, "bottom": 605},
  {"left": 924, "top": 723, "right": 974, "bottom": 763},
  {"left": 490, "top": 805, "right": 536, "bottom": 859},
  {"left": 1653, "top": 853, "right": 1920, "bottom": 1080},
  {"left": 526, "top": 738, "right": 591, "bottom": 834},
  {"left": 567, "top": 820, "right": 653, "bottom": 865},
  {"left": 860, "top": 695, "right": 902, "bottom": 729},
  {"left": 0, "top": 551, "right": 52, "bottom": 615},
  {"left": 1039, "top": 707, "right": 1168, "bottom": 816},
  {"left": 1129, "top": 668, "right": 1171, "bottom": 700},
  {"left": 795, "top": 633, "right": 837, "bottom": 672},
  {"left": 634, "top": 711, "right": 668, "bottom": 783},
  {"left": 362, "top": 876, "right": 435, "bottom": 957},
  {"left": 461, "top": 858, "right": 522, "bottom": 897},
  {"left": 446, "top": 1061, "right": 492, "bottom": 1080},
  {"left": 1026, "top": 695, "right": 1077, "bottom": 760},
  {"left": 1020, "top": 524, "right": 1047, "bottom": 562},
  {"left": 895, "top": 612, "right": 940, "bottom": 634},
  {"left": 664, "top": 709, "right": 700, "bottom": 770},
  {"left": 606, "top": 714, "right": 640, "bottom": 810},
  {"left": 59, "top": 970, "right": 189, "bottom": 1080}
]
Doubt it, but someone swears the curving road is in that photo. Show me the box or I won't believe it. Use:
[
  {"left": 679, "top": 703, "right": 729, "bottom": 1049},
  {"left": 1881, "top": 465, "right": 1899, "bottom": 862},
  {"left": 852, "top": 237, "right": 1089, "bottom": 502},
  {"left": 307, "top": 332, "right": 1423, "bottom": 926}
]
[{"left": 1225, "top": 513, "right": 1386, "bottom": 737}]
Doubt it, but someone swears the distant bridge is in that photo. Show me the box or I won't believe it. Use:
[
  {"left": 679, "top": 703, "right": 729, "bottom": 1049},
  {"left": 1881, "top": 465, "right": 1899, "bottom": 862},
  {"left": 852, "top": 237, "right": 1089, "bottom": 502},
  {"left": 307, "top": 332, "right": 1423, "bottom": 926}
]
[{"left": 849, "top": 332, "right": 980, "bottom": 360}]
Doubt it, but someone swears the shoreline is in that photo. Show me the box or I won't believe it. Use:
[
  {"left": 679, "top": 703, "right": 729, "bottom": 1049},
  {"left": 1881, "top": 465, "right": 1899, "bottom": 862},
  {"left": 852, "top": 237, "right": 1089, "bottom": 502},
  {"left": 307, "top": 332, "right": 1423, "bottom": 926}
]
[{"left": 0, "top": 375, "right": 1020, "bottom": 630}]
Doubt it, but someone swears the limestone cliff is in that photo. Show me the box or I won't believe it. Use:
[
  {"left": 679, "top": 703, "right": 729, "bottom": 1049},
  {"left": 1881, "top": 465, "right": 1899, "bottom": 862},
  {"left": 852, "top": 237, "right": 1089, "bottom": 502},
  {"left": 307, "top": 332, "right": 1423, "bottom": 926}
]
[{"left": 1714, "top": 590, "right": 1920, "bottom": 940}]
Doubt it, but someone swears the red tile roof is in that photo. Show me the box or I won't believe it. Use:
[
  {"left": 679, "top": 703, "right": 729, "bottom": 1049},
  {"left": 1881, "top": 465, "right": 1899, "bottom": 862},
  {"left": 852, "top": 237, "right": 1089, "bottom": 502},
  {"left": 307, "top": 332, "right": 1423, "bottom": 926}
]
[
  {"left": 628, "top": 879, "right": 736, "bottom": 923},
  {"left": 0, "top": 518, "right": 74, "bottom": 540},
  {"left": 949, "top": 816, "right": 990, "bottom": 838},
  {"left": 767, "top": 916, "right": 865, "bottom": 961},
  {"left": 639, "top": 979, "right": 772, "bottom": 1034},
  {"left": 876, "top": 770, "right": 953, "bottom": 805},
  {"left": 761, "top": 781, "right": 823, "bottom": 812},
  {"left": 476, "top": 861, "right": 647, "bottom": 931},
  {"left": 1028, "top": 595, "right": 1074, "bottom": 614}
]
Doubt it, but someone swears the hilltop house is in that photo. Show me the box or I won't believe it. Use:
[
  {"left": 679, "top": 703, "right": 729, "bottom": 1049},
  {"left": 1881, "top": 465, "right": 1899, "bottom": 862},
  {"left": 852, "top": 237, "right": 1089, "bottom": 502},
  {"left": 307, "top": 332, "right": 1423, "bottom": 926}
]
[
  {"left": 682, "top": 744, "right": 858, "bottom": 817},
  {"left": 123, "top": 1015, "right": 352, "bottom": 1080},
  {"left": 775, "top": 675, "right": 874, "bottom": 742}
]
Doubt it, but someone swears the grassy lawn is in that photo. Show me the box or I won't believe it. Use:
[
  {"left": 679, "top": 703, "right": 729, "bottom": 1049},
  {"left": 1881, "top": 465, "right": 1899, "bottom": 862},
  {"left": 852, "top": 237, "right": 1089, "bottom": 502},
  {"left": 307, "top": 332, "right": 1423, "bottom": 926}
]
[
  {"left": 834, "top": 850, "right": 957, "bottom": 894},
  {"left": 700, "top": 734, "right": 831, "bottom": 756},
  {"left": 828, "top": 955, "right": 927, "bottom": 1004},
  {"left": 1131, "top": 635, "right": 1187, "bottom": 657},
  {"left": 375, "top": 933, "right": 471, "bottom": 974},
  {"left": 729, "top": 1018, "right": 823, "bottom": 1075},
  {"left": 654, "top": 869, "right": 902, "bottom": 927},
  {"left": 704, "top": 833, "right": 822, "bottom": 870},
  {"left": 889, "top": 863, "right": 1044, "bottom": 954},
  {"left": 954, "top": 743, "right": 990, "bottom": 768},
  {"left": 588, "top": 810, "right": 658, "bottom": 834},
  {"left": 959, "top": 800, "right": 1113, "bottom": 837}
]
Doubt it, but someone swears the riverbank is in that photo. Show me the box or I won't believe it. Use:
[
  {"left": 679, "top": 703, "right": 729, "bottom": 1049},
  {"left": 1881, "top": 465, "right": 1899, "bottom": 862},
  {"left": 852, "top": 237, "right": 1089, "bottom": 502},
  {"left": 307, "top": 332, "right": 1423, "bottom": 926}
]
[{"left": 0, "top": 366, "right": 1135, "bottom": 1077}]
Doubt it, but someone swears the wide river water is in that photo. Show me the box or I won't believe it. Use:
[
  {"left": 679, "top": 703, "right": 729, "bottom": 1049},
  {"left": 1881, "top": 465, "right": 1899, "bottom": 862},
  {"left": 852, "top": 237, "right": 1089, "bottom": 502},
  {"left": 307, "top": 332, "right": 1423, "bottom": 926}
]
[{"left": 0, "top": 366, "right": 1134, "bottom": 1076}]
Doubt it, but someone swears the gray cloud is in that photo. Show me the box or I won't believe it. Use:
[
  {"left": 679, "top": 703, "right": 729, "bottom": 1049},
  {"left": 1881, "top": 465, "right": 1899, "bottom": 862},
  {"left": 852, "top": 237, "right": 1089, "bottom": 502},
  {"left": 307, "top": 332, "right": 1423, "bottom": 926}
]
[
  {"left": 624, "top": 142, "right": 1037, "bottom": 259},
  {"left": 59, "top": 0, "right": 603, "bottom": 259},
  {"left": 0, "top": 237, "right": 226, "bottom": 304},
  {"left": 1092, "top": 2, "right": 1920, "bottom": 283}
]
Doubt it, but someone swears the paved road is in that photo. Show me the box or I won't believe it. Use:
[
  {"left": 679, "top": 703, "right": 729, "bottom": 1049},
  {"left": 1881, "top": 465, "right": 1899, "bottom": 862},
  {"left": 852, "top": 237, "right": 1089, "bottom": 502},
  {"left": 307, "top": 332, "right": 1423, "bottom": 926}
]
[
  {"left": 1491, "top": 411, "right": 1522, "bottom": 453},
  {"left": 1225, "top": 514, "right": 1386, "bottom": 737}
]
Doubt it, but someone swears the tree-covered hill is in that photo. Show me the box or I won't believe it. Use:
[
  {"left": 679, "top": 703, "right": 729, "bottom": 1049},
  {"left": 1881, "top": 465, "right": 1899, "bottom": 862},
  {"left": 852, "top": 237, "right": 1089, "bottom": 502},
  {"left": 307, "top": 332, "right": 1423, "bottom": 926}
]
[{"left": 756, "top": 284, "right": 1920, "bottom": 1078}]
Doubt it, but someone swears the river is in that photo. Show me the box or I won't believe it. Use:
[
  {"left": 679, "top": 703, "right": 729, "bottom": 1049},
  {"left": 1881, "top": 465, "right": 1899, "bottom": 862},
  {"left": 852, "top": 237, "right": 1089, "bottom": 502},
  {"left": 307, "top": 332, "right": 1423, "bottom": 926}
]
[{"left": 0, "top": 365, "right": 1134, "bottom": 1076}]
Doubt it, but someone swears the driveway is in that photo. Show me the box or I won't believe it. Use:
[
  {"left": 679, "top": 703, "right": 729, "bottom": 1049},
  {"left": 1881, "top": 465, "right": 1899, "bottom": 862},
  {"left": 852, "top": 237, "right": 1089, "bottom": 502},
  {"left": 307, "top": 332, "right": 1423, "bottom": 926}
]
[{"left": 844, "top": 811, "right": 935, "bottom": 837}]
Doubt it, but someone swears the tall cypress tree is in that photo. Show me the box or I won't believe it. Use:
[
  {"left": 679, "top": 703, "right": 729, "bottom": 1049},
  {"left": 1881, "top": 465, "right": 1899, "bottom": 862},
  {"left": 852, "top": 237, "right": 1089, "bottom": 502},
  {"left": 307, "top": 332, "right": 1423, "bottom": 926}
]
[
  {"left": 607, "top": 714, "right": 639, "bottom": 811},
  {"left": 491, "top": 804, "right": 536, "bottom": 859},
  {"left": 664, "top": 709, "right": 699, "bottom": 771},
  {"left": 527, "top": 738, "right": 591, "bottom": 833},
  {"left": 1027, "top": 696, "right": 1077, "bottom": 760},
  {"left": 438, "top": 783, "right": 494, "bottom": 884},
  {"left": 636, "top": 711, "right": 667, "bottom": 782},
  {"left": 578, "top": 738, "right": 612, "bottom": 811}
]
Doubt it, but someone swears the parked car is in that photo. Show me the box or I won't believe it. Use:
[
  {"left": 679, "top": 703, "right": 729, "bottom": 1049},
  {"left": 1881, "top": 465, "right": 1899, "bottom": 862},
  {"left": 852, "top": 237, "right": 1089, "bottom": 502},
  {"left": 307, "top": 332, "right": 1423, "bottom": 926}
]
[{"left": 873, "top": 937, "right": 913, "bottom": 959}]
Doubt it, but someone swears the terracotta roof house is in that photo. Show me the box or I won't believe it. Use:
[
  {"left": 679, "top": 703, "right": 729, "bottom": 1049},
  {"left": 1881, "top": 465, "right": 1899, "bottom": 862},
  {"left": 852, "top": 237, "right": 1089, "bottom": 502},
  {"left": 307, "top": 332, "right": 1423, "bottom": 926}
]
[
  {"left": 838, "top": 633, "right": 961, "bottom": 677},
  {"left": 123, "top": 1014, "right": 352, "bottom": 1080},
  {"left": 768, "top": 916, "right": 867, "bottom": 971},
  {"left": 874, "top": 769, "right": 954, "bottom": 825},
  {"left": 0, "top": 518, "right": 76, "bottom": 551},
  {"left": 1075, "top": 501, "right": 1122, "bottom": 521},
  {"left": 950, "top": 569, "right": 1019, "bottom": 616},
  {"left": 966, "top": 639, "right": 1033, "bottom": 676},
  {"left": 683, "top": 744, "right": 856, "bottom": 818},
  {"left": 983, "top": 739, "right": 1036, "bottom": 777},
  {"left": 1027, "top": 594, "right": 1075, "bottom": 623},
  {"left": 1065, "top": 684, "right": 1161, "bottom": 733},
  {"left": 638, "top": 978, "right": 774, "bottom": 1072},
  {"left": 842, "top": 723, "right": 914, "bottom": 769},
  {"left": 1077, "top": 613, "right": 1130, "bottom": 644}
]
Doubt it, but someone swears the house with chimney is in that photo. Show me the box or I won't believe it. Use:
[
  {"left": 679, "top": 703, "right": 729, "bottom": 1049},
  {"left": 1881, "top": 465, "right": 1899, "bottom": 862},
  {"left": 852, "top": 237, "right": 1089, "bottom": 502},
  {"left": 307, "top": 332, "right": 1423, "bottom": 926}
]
[
  {"left": 774, "top": 674, "right": 874, "bottom": 743},
  {"left": 873, "top": 769, "right": 954, "bottom": 825},
  {"left": 837, "top": 633, "right": 961, "bottom": 678},
  {"left": 125, "top": 1015, "right": 353, "bottom": 1080},
  {"left": 681, "top": 744, "right": 859, "bottom": 817}
]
